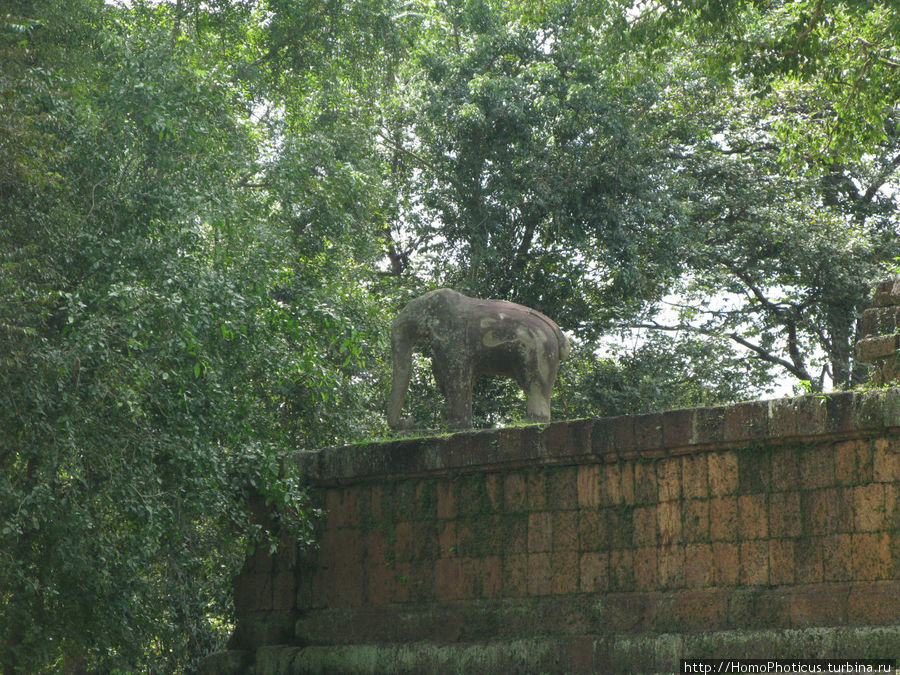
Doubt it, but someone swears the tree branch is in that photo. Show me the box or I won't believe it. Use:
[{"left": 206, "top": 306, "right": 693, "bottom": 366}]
[
  {"left": 376, "top": 130, "right": 438, "bottom": 175},
  {"left": 719, "top": 260, "right": 788, "bottom": 318},
  {"left": 856, "top": 37, "right": 900, "bottom": 69},
  {"left": 862, "top": 151, "right": 900, "bottom": 204},
  {"left": 630, "top": 321, "right": 813, "bottom": 382},
  {"left": 784, "top": 0, "right": 824, "bottom": 58},
  {"left": 785, "top": 319, "right": 808, "bottom": 379},
  {"left": 375, "top": 129, "right": 470, "bottom": 195}
]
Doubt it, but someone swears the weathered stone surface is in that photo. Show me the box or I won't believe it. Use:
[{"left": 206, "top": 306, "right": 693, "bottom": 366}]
[
  {"left": 237, "top": 624, "right": 900, "bottom": 673},
  {"left": 213, "top": 389, "right": 900, "bottom": 675},
  {"left": 857, "top": 279, "right": 900, "bottom": 385},
  {"left": 197, "top": 650, "right": 252, "bottom": 675},
  {"left": 387, "top": 288, "right": 570, "bottom": 430},
  {"left": 768, "top": 396, "right": 826, "bottom": 439},
  {"left": 293, "top": 391, "right": 900, "bottom": 485},
  {"left": 856, "top": 334, "right": 900, "bottom": 362},
  {"left": 856, "top": 388, "right": 900, "bottom": 428},
  {"left": 859, "top": 306, "right": 900, "bottom": 337},
  {"left": 724, "top": 400, "right": 768, "bottom": 444},
  {"left": 872, "top": 277, "right": 900, "bottom": 307}
]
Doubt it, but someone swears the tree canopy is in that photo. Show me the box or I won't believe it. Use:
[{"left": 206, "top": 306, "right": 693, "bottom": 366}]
[{"left": 1, "top": 0, "right": 898, "bottom": 670}]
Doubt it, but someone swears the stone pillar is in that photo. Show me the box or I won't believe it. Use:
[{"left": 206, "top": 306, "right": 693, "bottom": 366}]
[{"left": 856, "top": 277, "right": 900, "bottom": 385}]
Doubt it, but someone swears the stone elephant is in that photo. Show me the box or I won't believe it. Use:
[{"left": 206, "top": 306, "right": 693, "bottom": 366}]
[{"left": 387, "top": 288, "right": 570, "bottom": 430}]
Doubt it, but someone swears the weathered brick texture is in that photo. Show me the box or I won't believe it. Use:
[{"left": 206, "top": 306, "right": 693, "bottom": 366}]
[{"left": 218, "top": 389, "right": 900, "bottom": 673}]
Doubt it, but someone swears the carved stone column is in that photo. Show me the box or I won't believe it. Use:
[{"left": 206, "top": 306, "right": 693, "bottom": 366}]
[{"left": 856, "top": 277, "right": 900, "bottom": 385}]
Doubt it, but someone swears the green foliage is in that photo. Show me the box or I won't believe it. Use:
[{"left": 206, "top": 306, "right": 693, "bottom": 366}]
[
  {"left": 0, "top": 0, "right": 388, "bottom": 671},
  {"left": 635, "top": 50, "right": 899, "bottom": 390},
  {"left": 559, "top": 334, "right": 775, "bottom": 419},
  {"left": 641, "top": 0, "right": 900, "bottom": 166},
  {"left": 378, "top": 0, "right": 897, "bottom": 417},
  {"left": 403, "top": 0, "right": 683, "bottom": 330}
]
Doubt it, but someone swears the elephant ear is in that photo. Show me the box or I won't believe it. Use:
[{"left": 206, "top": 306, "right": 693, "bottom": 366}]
[
  {"left": 420, "top": 290, "right": 456, "bottom": 344},
  {"left": 426, "top": 314, "right": 453, "bottom": 344}
]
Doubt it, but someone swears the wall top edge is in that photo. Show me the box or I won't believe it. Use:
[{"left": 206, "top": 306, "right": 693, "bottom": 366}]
[{"left": 292, "top": 388, "right": 900, "bottom": 485}]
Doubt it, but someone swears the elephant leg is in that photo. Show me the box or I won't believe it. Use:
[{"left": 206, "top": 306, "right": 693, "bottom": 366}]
[
  {"left": 524, "top": 355, "right": 558, "bottom": 423},
  {"left": 525, "top": 381, "right": 552, "bottom": 423},
  {"left": 445, "top": 381, "right": 474, "bottom": 429},
  {"left": 433, "top": 352, "right": 474, "bottom": 429}
]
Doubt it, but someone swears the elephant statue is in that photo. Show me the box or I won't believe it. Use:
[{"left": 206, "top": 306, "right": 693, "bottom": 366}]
[{"left": 387, "top": 288, "right": 570, "bottom": 430}]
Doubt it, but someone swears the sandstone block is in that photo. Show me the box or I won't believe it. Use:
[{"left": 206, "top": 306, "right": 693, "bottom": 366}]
[
  {"left": 859, "top": 306, "right": 900, "bottom": 337},
  {"left": 683, "top": 543, "right": 714, "bottom": 588},
  {"left": 872, "top": 277, "right": 900, "bottom": 307},
  {"left": 768, "top": 491, "right": 802, "bottom": 538},
  {"left": 551, "top": 551, "right": 579, "bottom": 594},
  {"left": 527, "top": 511, "right": 553, "bottom": 552},
  {"left": 707, "top": 451, "right": 739, "bottom": 496},
  {"left": 552, "top": 510, "right": 579, "bottom": 551},
  {"left": 737, "top": 494, "right": 768, "bottom": 540},
  {"left": 768, "top": 539, "right": 796, "bottom": 585},
  {"left": 503, "top": 472, "right": 528, "bottom": 512},
  {"left": 576, "top": 464, "right": 600, "bottom": 508},
  {"left": 711, "top": 541, "right": 739, "bottom": 586},
  {"left": 579, "top": 551, "right": 609, "bottom": 592},
  {"left": 577, "top": 509, "right": 606, "bottom": 551},
  {"left": 739, "top": 540, "right": 769, "bottom": 586},
  {"left": 657, "top": 544, "right": 685, "bottom": 588},
  {"left": 527, "top": 552, "right": 553, "bottom": 595},
  {"left": 683, "top": 499, "right": 710, "bottom": 543},
  {"left": 856, "top": 334, "right": 900, "bottom": 362},
  {"left": 632, "top": 505, "right": 658, "bottom": 548},
  {"left": 632, "top": 546, "right": 658, "bottom": 591}
]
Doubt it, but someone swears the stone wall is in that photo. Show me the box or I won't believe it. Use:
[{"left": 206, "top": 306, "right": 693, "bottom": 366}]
[{"left": 204, "top": 389, "right": 900, "bottom": 674}]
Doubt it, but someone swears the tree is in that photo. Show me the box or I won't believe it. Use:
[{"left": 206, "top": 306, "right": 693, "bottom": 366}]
[
  {"left": 2, "top": 0, "right": 898, "bottom": 668},
  {"left": 370, "top": 0, "right": 899, "bottom": 413},
  {"left": 559, "top": 332, "right": 775, "bottom": 419},
  {"left": 623, "top": 1, "right": 900, "bottom": 390},
  {"left": 0, "top": 0, "right": 390, "bottom": 670},
  {"left": 640, "top": 0, "right": 900, "bottom": 165},
  {"left": 380, "top": 0, "right": 683, "bottom": 333}
]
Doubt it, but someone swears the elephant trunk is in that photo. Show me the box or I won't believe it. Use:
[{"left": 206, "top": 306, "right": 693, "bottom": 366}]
[
  {"left": 557, "top": 327, "right": 571, "bottom": 362},
  {"left": 387, "top": 320, "right": 414, "bottom": 429}
]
